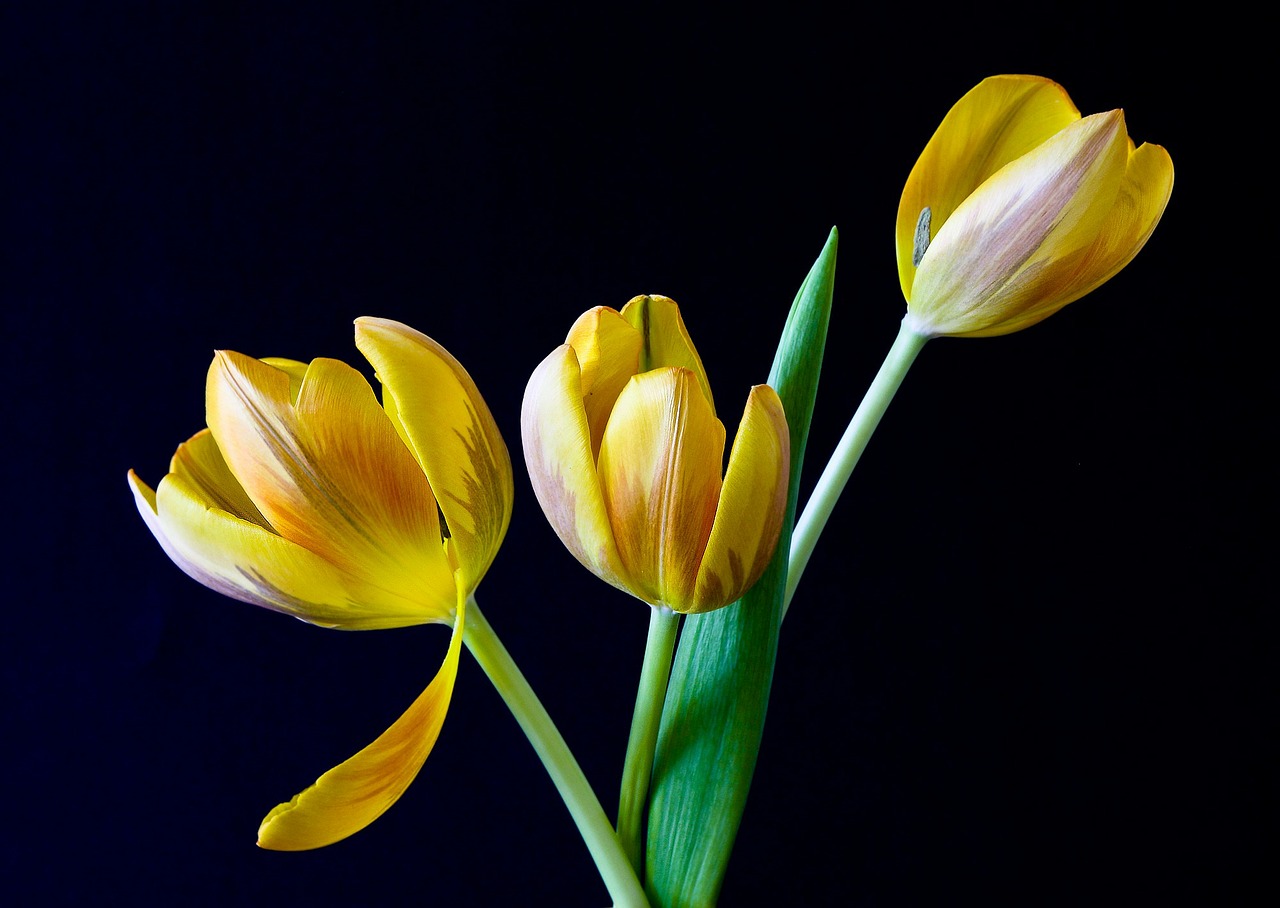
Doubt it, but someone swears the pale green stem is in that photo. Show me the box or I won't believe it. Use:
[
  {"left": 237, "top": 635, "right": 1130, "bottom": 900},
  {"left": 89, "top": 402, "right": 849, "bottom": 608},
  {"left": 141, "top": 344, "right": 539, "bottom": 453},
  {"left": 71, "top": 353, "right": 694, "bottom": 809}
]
[
  {"left": 784, "top": 319, "right": 930, "bottom": 617},
  {"left": 463, "top": 597, "right": 650, "bottom": 908},
  {"left": 616, "top": 605, "right": 681, "bottom": 874}
]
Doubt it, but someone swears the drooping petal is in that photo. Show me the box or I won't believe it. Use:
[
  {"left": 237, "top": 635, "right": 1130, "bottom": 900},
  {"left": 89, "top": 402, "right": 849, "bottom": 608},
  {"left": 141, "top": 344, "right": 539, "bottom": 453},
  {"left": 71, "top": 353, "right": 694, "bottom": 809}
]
[
  {"left": 690, "top": 384, "right": 789, "bottom": 613},
  {"left": 564, "top": 306, "right": 643, "bottom": 460},
  {"left": 354, "top": 317, "right": 514, "bottom": 592},
  {"left": 206, "top": 351, "right": 456, "bottom": 620},
  {"left": 898, "top": 74, "right": 1081, "bottom": 300},
  {"left": 257, "top": 593, "right": 466, "bottom": 850},
  {"left": 909, "top": 110, "right": 1130, "bottom": 337},
  {"left": 619, "top": 295, "right": 716, "bottom": 411},
  {"left": 597, "top": 367, "right": 725, "bottom": 608},
  {"left": 521, "top": 344, "right": 628, "bottom": 591},
  {"left": 129, "top": 440, "right": 445, "bottom": 629}
]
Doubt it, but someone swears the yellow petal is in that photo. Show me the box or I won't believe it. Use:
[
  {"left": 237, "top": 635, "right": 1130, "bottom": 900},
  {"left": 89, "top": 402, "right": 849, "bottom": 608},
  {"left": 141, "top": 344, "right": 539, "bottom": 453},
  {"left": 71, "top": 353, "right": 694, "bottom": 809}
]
[
  {"left": 1013, "top": 139, "right": 1175, "bottom": 325},
  {"left": 898, "top": 75, "right": 1081, "bottom": 300},
  {"left": 597, "top": 367, "right": 725, "bottom": 608},
  {"left": 690, "top": 385, "right": 789, "bottom": 613},
  {"left": 619, "top": 295, "right": 715, "bottom": 410},
  {"left": 206, "top": 351, "right": 456, "bottom": 618},
  {"left": 259, "top": 357, "right": 309, "bottom": 403},
  {"left": 170, "top": 427, "right": 270, "bottom": 527},
  {"left": 564, "top": 306, "right": 643, "bottom": 460},
  {"left": 354, "top": 318, "right": 514, "bottom": 592},
  {"left": 521, "top": 344, "right": 628, "bottom": 591},
  {"left": 257, "top": 594, "right": 466, "bottom": 850},
  {"left": 129, "top": 436, "right": 445, "bottom": 629},
  {"left": 909, "top": 110, "right": 1130, "bottom": 337}
]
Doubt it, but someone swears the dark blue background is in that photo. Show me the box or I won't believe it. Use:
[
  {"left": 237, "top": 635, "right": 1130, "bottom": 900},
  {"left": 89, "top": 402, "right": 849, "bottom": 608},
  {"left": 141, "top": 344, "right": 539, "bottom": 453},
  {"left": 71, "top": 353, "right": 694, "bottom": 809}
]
[{"left": 4, "top": 4, "right": 1266, "bottom": 906}]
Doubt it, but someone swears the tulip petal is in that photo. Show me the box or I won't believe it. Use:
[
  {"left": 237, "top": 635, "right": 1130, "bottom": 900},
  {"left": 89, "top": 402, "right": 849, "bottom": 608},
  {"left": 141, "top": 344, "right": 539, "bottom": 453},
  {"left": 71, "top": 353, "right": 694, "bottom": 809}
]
[
  {"left": 898, "top": 74, "right": 1081, "bottom": 299},
  {"left": 910, "top": 110, "right": 1130, "bottom": 337},
  {"left": 564, "top": 307, "right": 643, "bottom": 460},
  {"left": 521, "top": 344, "right": 629, "bottom": 591},
  {"left": 206, "top": 351, "right": 456, "bottom": 619},
  {"left": 354, "top": 318, "right": 513, "bottom": 591},
  {"left": 690, "top": 384, "right": 789, "bottom": 613},
  {"left": 619, "top": 295, "right": 716, "bottom": 411},
  {"left": 1017, "top": 139, "right": 1175, "bottom": 325},
  {"left": 259, "top": 357, "right": 309, "bottom": 403},
  {"left": 598, "top": 367, "right": 725, "bottom": 609},
  {"left": 257, "top": 594, "right": 465, "bottom": 850},
  {"left": 129, "top": 434, "right": 445, "bottom": 629},
  {"left": 169, "top": 427, "right": 270, "bottom": 526}
]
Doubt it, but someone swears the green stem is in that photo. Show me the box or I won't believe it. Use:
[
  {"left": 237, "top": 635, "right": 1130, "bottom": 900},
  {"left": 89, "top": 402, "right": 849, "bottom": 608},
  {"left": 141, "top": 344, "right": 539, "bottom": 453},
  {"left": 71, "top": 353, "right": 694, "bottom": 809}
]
[
  {"left": 784, "top": 319, "right": 930, "bottom": 617},
  {"left": 616, "top": 605, "right": 681, "bottom": 873},
  {"left": 463, "top": 597, "right": 650, "bottom": 908}
]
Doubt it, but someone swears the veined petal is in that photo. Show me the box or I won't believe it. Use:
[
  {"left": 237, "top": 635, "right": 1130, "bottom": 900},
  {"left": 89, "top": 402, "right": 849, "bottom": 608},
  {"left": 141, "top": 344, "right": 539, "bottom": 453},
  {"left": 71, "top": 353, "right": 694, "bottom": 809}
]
[
  {"left": 521, "top": 345, "right": 628, "bottom": 591},
  {"left": 1015, "top": 139, "right": 1175, "bottom": 324},
  {"left": 565, "top": 306, "right": 643, "bottom": 460},
  {"left": 169, "top": 428, "right": 270, "bottom": 527},
  {"left": 910, "top": 110, "right": 1130, "bottom": 337},
  {"left": 354, "top": 318, "right": 514, "bottom": 591},
  {"left": 598, "top": 367, "right": 725, "bottom": 608},
  {"left": 257, "top": 593, "right": 466, "bottom": 850},
  {"left": 129, "top": 464, "right": 447, "bottom": 630},
  {"left": 619, "top": 295, "right": 716, "bottom": 411},
  {"left": 898, "top": 75, "right": 1080, "bottom": 299},
  {"left": 690, "top": 385, "right": 789, "bottom": 613},
  {"left": 206, "top": 351, "right": 456, "bottom": 618}
]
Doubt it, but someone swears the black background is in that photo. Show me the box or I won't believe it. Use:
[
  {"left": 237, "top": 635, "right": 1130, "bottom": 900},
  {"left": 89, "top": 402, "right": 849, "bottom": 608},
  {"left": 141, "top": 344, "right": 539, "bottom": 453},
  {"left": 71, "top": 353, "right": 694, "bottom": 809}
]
[{"left": 4, "top": 4, "right": 1268, "bottom": 906}]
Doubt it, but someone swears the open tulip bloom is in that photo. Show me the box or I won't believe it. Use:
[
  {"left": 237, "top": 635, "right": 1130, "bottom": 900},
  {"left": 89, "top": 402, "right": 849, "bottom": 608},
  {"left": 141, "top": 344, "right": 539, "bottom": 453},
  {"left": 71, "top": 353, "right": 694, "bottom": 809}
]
[
  {"left": 129, "top": 74, "right": 1170, "bottom": 908},
  {"left": 129, "top": 317, "right": 514, "bottom": 847}
]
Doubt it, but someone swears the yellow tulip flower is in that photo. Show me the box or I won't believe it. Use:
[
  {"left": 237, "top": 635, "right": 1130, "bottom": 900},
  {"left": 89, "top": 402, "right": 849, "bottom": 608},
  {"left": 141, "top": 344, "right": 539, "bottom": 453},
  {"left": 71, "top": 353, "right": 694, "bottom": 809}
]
[
  {"left": 522, "top": 294, "right": 789, "bottom": 614},
  {"left": 898, "top": 74, "right": 1174, "bottom": 338},
  {"left": 128, "top": 316, "right": 512, "bottom": 850}
]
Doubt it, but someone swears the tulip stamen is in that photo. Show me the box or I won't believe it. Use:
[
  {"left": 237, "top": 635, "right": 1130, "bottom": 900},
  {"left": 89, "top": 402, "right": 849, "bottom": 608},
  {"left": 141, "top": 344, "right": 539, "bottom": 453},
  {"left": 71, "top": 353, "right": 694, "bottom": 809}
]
[{"left": 912, "top": 206, "right": 932, "bottom": 267}]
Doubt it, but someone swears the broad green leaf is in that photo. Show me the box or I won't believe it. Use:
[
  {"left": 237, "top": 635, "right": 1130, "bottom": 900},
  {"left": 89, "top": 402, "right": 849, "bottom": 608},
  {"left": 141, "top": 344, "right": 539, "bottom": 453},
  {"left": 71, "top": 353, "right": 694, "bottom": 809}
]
[{"left": 644, "top": 228, "right": 837, "bottom": 906}]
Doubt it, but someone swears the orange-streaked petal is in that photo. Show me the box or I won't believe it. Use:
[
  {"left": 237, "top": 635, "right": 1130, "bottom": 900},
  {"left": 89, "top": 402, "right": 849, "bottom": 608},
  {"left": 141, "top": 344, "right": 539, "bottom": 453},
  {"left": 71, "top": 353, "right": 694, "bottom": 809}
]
[
  {"left": 597, "top": 367, "right": 725, "bottom": 608},
  {"left": 353, "top": 317, "right": 513, "bottom": 591},
  {"left": 129, "top": 466, "right": 446, "bottom": 630},
  {"left": 564, "top": 306, "right": 643, "bottom": 460},
  {"left": 909, "top": 110, "right": 1129, "bottom": 337},
  {"left": 690, "top": 384, "right": 789, "bottom": 613},
  {"left": 898, "top": 74, "right": 1081, "bottom": 300},
  {"left": 521, "top": 345, "right": 628, "bottom": 591},
  {"left": 619, "top": 295, "right": 715, "bottom": 411},
  {"left": 1004, "top": 139, "right": 1175, "bottom": 328},
  {"left": 206, "top": 351, "right": 456, "bottom": 618},
  {"left": 257, "top": 594, "right": 466, "bottom": 850}
]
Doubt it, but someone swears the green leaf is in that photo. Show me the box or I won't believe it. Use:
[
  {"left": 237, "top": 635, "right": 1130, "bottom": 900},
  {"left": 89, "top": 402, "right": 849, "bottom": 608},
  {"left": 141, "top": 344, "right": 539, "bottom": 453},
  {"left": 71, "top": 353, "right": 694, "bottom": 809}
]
[{"left": 644, "top": 228, "right": 838, "bottom": 907}]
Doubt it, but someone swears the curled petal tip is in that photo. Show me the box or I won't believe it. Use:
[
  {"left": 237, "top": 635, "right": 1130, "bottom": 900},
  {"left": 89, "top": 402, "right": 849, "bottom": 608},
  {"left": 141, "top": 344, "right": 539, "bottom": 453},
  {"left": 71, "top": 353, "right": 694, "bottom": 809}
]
[{"left": 256, "top": 600, "right": 465, "bottom": 850}]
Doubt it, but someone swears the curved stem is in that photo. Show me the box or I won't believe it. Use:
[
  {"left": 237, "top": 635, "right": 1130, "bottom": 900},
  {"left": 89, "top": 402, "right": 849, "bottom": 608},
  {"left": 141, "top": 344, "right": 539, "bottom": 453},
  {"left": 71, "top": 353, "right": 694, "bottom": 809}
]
[
  {"left": 784, "top": 320, "right": 930, "bottom": 617},
  {"left": 463, "top": 597, "right": 650, "bottom": 908},
  {"left": 616, "top": 605, "right": 681, "bottom": 873}
]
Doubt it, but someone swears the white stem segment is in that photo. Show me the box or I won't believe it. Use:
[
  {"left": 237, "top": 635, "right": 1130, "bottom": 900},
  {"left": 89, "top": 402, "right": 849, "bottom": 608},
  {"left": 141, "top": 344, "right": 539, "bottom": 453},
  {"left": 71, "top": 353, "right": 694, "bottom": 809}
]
[
  {"left": 785, "top": 320, "right": 929, "bottom": 616},
  {"left": 463, "top": 598, "right": 650, "bottom": 908}
]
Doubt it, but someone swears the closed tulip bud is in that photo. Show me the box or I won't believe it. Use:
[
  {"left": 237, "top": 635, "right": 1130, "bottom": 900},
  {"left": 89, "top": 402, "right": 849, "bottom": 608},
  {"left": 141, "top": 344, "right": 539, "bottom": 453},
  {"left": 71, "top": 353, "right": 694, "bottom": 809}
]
[
  {"left": 898, "top": 74, "right": 1174, "bottom": 338},
  {"left": 522, "top": 295, "right": 789, "bottom": 613}
]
